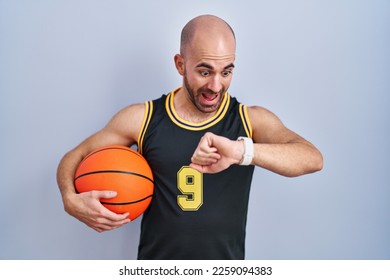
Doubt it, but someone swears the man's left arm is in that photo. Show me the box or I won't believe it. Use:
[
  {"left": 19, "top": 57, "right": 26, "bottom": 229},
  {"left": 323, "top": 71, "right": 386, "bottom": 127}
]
[{"left": 190, "top": 106, "right": 323, "bottom": 176}]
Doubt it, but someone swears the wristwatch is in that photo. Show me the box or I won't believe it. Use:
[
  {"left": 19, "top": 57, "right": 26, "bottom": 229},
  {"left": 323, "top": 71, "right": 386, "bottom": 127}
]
[{"left": 237, "top": 136, "right": 254, "bottom": 166}]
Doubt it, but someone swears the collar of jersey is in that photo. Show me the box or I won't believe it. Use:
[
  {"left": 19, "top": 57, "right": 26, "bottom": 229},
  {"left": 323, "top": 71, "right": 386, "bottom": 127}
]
[{"left": 165, "top": 88, "right": 231, "bottom": 131}]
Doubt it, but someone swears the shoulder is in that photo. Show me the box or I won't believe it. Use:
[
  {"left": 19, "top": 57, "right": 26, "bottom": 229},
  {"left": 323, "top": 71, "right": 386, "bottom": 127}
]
[
  {"left": 246, "top": 105, "right": 293, "bottom": 143},
  {"left": 246, "top": 105, "right": 283, "bottom": 127},
  {"left": 118, "top": 102, "right": 146, "bottom": 115},
  {"left": 103, "top": 103, "right": 146, "bottom": 144},
  {"left": 110, "top": 103, "right": 146, "bottom": 125}
]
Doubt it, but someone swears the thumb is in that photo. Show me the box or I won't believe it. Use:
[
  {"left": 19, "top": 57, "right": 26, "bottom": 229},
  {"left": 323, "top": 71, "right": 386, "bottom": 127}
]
[
  {"left": 189, "top": 163, "right": 209, "bottom": 174},
  {"left": 189, "top": 163, "right": 203, "bottom": 173}
]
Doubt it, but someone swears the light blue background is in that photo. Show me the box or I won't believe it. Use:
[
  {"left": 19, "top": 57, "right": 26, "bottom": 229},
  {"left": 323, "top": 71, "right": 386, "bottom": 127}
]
[{"left": 1, "top": 0, "right": 389, "bottom": 259}]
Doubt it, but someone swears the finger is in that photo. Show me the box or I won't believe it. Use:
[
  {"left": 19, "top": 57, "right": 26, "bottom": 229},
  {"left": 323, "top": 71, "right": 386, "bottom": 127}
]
[
  {"left": 189, "top": 163, "right": 216, "bottom": 174},
  {"left": 89, "top": 191, "right": 130, "bottom": 220},
  {"left": 93, "top": 220, "right": 129, "bottom": 233},
  {"left": 193, "top": 143, "right": 220, "bottom": 157},
  {"left": 92, "top": 190, "right": 118, "bottom": 199},
  {"left": 191, "top": 151, "right": 220, "bottom": 164},
  {"left": 91, "top": 212, "right": 131, "bottom": 232},
  {"left": 100, "top": 216, "right": 131, "bottom": 227},
  {"left": 96, "top": 205, "right": 130, "bottom": 222},
  {"left": 109, "top": 212, "right": 131, "bottom": 222},
  {"left": 198, "top": 139, "right": 218, "bottom": 153},
  {"left": 191, "top": 156, "right": 217, "bottom": 166},
  {"left": 83, "top": 197, "right": 130, "bottom": 222},
  {"left": 199, "top": 145, "right": 218, "bottom": 153},
  {"left": 189, "top": 163, "right": 206, "bottom": 173},
  {"left": 196, "top": 147, "right": 220, "bottom": 158}
]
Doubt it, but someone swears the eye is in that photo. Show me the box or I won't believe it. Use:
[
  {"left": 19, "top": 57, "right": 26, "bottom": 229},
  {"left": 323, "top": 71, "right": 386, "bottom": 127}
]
[
  {"left": 200, "top": 70, "right": 210, "bottom": 77},
  {"left": 222, "top": 70, "right": 232, "bottom": 77}
]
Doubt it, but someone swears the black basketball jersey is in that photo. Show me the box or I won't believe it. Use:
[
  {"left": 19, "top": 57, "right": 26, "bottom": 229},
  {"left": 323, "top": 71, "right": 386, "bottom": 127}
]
[{"left": 136, "top": 89, "right": 255, "bottom": 260}]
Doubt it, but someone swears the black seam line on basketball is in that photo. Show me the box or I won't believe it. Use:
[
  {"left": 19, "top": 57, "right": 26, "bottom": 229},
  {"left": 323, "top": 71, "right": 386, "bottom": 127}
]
[
  {"left": 84, "top": 146, "right": 144, "bottom": 162},
  {"left": 101, "top": 194, "right": 153, "bottom": 205},
  {"left": 74, "top": 170, "right": 154, "bottom": 183}
]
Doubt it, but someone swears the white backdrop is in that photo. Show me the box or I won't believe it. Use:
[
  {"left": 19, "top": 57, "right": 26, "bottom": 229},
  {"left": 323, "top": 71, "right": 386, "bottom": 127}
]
[{"left": 1, "top": 0, "right": 389, "bottom": 259}]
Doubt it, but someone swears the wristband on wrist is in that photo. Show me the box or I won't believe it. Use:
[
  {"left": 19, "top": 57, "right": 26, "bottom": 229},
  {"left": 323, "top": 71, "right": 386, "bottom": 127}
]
[{"left": 237, "top": 136, "right": 254, "bottom": 166}]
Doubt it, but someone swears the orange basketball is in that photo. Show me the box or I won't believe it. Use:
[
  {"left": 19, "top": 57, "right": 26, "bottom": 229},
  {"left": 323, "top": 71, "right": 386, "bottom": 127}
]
[{"left": 74, "top": 145, "right": 154, "bottom": 220}]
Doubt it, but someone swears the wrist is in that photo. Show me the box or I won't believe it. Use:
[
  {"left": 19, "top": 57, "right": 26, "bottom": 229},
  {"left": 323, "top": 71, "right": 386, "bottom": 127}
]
[
  {"left": 61, "top": 188, "right": 77, "bottom": 212},
  {"left": 237, "top": 137, "right": 254, "bottom": 166}
]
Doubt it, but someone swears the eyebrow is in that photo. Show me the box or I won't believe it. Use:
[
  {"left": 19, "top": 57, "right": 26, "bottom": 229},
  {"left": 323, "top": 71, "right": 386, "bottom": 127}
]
[{"left": 195, "top": 62, "right": 235, "bottom": 70}]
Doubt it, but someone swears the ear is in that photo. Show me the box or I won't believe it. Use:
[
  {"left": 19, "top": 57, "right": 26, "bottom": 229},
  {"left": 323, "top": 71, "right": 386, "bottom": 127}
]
[{"left": 174, "top": 54, "right": 185, "bottom": 76}]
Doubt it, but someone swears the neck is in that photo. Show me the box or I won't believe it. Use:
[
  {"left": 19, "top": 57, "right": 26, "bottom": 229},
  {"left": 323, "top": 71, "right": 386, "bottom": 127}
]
[{"left": 173, "top": 88, "right": 217, "bottom": 123}]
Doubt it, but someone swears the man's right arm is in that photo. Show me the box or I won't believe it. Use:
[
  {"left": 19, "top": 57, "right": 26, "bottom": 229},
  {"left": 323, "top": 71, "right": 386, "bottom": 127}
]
[{"left": 56, "top": 103, "right": 145, "bottom": 232}]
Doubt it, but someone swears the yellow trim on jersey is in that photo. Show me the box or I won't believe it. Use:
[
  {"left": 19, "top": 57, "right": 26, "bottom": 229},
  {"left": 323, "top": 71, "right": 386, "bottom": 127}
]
[
  {"left": 165, "top": 89, "right": 231, "bottom": 131},
  {"left": 137, "top": 101, "right": 153, "bottom": 154},
  {"left": 239, "top": 104, "right": 253, "bottom": 138}
]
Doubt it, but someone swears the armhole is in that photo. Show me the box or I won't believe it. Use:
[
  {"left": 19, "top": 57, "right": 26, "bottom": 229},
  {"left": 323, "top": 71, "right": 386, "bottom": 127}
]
[
  {"left": 137, "top": 101, "right": 153, "bottom": 154},
  {"left": 239, "top": 104, "right": 253, "bottom": 138}
]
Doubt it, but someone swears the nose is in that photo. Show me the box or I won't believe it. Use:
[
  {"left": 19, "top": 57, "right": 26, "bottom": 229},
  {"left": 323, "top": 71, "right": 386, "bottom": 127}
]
[{"left": 207, "top": 75, "right": 223, "bottom": 93}]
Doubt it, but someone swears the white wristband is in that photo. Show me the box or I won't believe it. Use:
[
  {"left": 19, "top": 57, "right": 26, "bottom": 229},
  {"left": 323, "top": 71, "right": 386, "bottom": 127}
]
[{"left": 237, "top": 136, "right": 254, "bottom": 166}]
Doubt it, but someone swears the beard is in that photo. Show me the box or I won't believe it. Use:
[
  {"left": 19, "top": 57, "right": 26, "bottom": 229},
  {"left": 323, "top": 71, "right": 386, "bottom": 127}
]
[{"left": 183, "top": 75, "right": 226, "bottom": 114}]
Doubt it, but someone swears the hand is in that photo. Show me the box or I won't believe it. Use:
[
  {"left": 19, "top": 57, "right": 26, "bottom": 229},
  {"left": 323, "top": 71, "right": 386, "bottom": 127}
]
[
  {"left": 64, "top": 190, "right": 131, "bottom": 232},
  {"left": 190, "top": 132, "right": 244, "bottom": 173}
]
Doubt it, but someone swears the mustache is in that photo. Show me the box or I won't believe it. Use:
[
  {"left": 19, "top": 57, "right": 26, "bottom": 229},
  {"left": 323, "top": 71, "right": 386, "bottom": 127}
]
[{"left": 198, "top": 88, "right": 224, "bottom": 95}]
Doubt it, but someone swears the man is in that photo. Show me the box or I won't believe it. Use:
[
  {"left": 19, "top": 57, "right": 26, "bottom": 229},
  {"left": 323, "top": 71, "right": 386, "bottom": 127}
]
[{"left": 57, "top": 15, "right": 323, "bottom": 259}]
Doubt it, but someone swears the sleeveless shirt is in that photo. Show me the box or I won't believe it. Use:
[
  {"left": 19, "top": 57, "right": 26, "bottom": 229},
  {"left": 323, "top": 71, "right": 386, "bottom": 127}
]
[{"left": 136, "top": 89, "right": 255, "bottom": 260}]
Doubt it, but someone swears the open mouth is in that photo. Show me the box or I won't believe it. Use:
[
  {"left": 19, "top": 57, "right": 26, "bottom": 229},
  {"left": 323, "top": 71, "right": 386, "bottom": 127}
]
[{"left": 201, "top": 92, "right": 218, "bottom": 102}]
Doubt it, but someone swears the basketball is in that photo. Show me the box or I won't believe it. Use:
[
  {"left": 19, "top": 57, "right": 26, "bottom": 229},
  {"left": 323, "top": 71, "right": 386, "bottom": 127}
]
[{"left": 74, "top": 145, "right": 154, "bottom": 220}]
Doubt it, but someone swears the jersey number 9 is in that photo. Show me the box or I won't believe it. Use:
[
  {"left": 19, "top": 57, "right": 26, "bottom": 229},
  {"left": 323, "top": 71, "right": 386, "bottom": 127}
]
[{"left": 177, "top": 166, "right": 203, "bottom": 211}]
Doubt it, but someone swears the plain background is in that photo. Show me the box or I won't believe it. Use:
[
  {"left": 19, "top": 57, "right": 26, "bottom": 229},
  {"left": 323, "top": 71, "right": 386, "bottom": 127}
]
[{"left": 1, "top": 0, "right": 389, "bottom": 260}]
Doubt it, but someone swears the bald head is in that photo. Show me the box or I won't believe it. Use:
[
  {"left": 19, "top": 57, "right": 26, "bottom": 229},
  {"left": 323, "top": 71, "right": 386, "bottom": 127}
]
[{"left": 180, "top": 15, "right": 236, "bottom": 56}]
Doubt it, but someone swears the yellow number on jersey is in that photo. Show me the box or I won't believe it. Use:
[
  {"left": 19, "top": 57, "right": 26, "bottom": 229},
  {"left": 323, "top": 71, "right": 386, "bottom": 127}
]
[{"left": 177, "top": 166, "right": 203, "bottom": 211}]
